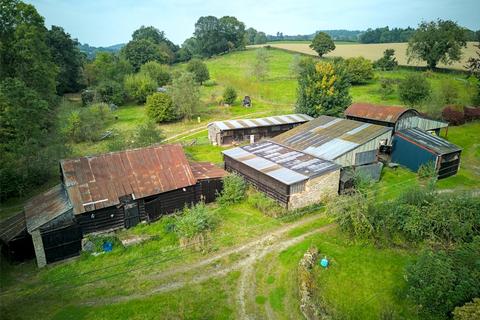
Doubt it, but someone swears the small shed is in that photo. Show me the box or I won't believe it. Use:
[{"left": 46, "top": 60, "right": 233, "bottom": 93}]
[
  {"left": 208, "top": 114, "right": 313, "bottom": 146},
  {"left": 190, "top": 162, "right": 228, "bottom": 203},
  {"left": 0, "top": 211, "right": 34, "bottom": 261},
  {"left": 391, "top": 128, "right": 462, "bottom": 178},
  {"left": 345, "top": 103, "right": 448, "bottom": 134},
  {"left": 223, "top": 141, "right": 340, "bottom": 210},
  {"left": 272, "top": 116, "right": 392, "bottom": 167}
]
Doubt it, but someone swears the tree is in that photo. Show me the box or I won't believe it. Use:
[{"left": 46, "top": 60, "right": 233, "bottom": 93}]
[
  {"left": 146, "top": 92, "right": 178, "bottom": 123},
  {"left": 178, "top": 37, "right": 200, "bottom": 62},
  {"left": 186, "top": 59, "right": 210, "bottom": 84},
  {"left": 296, "top": 59, "right": 352, "bottom": 117},
  {"left": 170, "top": 72, "right": 200, "bottom": 120},
  {"left": 121, "top": 39, "right": 170, "bottom": 71},
  {"left": 254, "top": 32, "right": 267, "bottom": 44},
  {"left": 398, "top": 73, "right": 430, "bottom": 106},
  {"left": 223, "top": 86, "right": 237, "bottom": 105},
  {"left": 124, "top": 73, "right": 157, "bottom": 103},
  {"left": 95, "top": 80, "right": 125, "bottom": 105},
  {"left": 309, "top": 32, "right": 335, "bottom": 57},
  {"left": 344, "top": 57, "right": 374, "bottom": 84},
  {"left": 84, "top": 52, "right": 132, "bottom": 85},
  {"left": 219, "top": 16, "right": 246, "bottom": 50},
  {"left": 466, "top": 42, "right": 480, "bottom": 105},
  {"left": 251, "top": 48, "right": 269, "bottom": 80},
  {"left": 131, "top": 120, "right": 164, "bottom": 147},
  {"left": 140, "top": 61, "right": 171, "bottom": 86},
  {"left": 245, "top": 27, "right": 257, "bottom": 45},
  {"left": 407, "top": 20, "right": 468, "bottom": 69},
  {"left": 374, "top": 49, "right": 398, "bottom": 71},
  {"left": 46, "top": 25, "right": 85, "bottom": 94}
]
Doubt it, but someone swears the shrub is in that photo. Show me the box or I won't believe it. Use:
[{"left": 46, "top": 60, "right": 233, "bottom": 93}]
[
  {"left": 146, "top": 92, "right": 178, "bottom": 123},
  {"left": 378, "top": 78, "right": 395, "bottom": 98},
  {"left": 247, "top": 191, "right": 285, "bottom": 217},
  {"left": 139, "top": 61, "right": 171, "bottom": 86},
  {"left": 222, "top": 86, "right": 237, "bottom": 105},
  {"left": 464, "top": 106, "right": 480, "bottom": 121},
  {"left": 398, "top": 73, "right": 431, "bottom": 106},
  {"left": 81, "top": 89, "right": 95, "bottom": 105},
  {"left": 374, "top": 49, "right": 398, "bottom": 71},
  {"left": 95, "top": 80, "right": 125, "bottom": 105},
  {"left": 169, "top": 71, "right": 200, "bottom": 120},
  {"left": 453, "top": 298, "right": 480, "bottom": 320},
  {"left": 217, "top": 174, "right": 246, "bottom": 206},
  {"left": 131, "top": 120, "right": 164, "bottom": 147},
  {"left": 417, "top": 161, "right": 437, "bottom": 179},
  {"left": 442, "top": 105, "right": 465, "bottom": 125},
  {"left": 174, "top": 202, "right": 216, "bottom": 239},
  {"left": 63, "top": 103, "right": 112, "bottom": 142},
  {"left": 186, "top": 59, "right": 210, "bottom": 85},
  {"left": 439, "top": 80, "right": 460, "bottom": 105},
  {"left": 124, "top": 73, "right": 157, "bottom": 103},
  {"left": 344, "top": 57, "right": 374, "bottom": 84}
]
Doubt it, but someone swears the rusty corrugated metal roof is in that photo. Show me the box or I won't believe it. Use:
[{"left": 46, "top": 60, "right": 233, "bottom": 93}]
[
  {"left": 345, "top": 103, "right": 418, "bottom": 124},
  {"left": 60, "top": 144, "right": 197, "bottom": 215},
  {"left": 0, "top": 211, "right": 27, "bottom": 242},
  {"left": 24, "top": 184, "right": 72, "bottom": 232},
  {"left": 190, "top": 162, "right": 228, "bottom": 180}
]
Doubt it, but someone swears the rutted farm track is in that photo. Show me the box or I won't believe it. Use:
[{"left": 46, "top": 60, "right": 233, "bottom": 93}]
[{"left": 83, "top": 214, "right": 334, "bottom": 319}]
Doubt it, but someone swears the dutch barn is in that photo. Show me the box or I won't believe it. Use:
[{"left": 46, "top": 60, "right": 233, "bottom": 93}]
[
  {"left": 344, "top": 103, "right": 448, "bottom": 134},
  {"left": 272, "top": 116, "right": 392, "bottom": 167},
  {"left": 391, "top": 128, "right": 462, "bottom": 179},
  {"left": 20, "top": 144, "right": 226, "bottom": 267},
  {"left": 223, "top": 141, "right": 340, "bottom": 210},
  {"left": 208, "top": 114, "right": 313, "bottom": 146}
]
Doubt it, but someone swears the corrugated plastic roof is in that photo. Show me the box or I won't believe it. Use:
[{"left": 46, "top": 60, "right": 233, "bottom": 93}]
[
  {"left": 208, "top": 114, "right": 313, "bottom": 131},
  {"left": 345, "top": 103, "right": 416, "bottom": 124},
  {"left": 24, "top": 184, "right": 72, "bottom": 232},
  {"left": 272, "top": 116, "right": 392, "bottom": 159},
  {"left": 0, "top": 211, "right": 27, "bottom": 242},
  {"left": 395, "top": 128, "right": 461, "bottom": 155},
  {"left": 60, "top": 144, "right": 197, "bottom": 215},
  {"left": 222, "top": 141, "right": 340, "bottom": 185}
]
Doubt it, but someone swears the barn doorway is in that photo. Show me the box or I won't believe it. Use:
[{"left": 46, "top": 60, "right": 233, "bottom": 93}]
[{"left": 120, "top": 195, "right": 140, "bottom": 229}]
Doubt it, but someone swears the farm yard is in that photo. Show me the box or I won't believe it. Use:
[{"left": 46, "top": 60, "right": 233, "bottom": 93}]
[{"left": 1, "top": 2, "right": 480, "bottom": 319}]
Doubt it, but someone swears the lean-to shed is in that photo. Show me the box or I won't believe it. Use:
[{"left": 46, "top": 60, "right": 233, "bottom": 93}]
[
  {"left": 0, "top": 211, "right": 34, "bottom": 261},
  {"left": 208, "top": 114, "right": 313, "bottom": 146},
  {"left": 223, "top": 141, "right": 340, "bottom": 209},
  {"left": 391, "top": 128, "right": 461, "bottom": 179},
  {"left": 345, "top": 103, "right": 448, "bottom": 134},
  {"left": 272, "top": 116, "right": 392, "bottom": 167}
]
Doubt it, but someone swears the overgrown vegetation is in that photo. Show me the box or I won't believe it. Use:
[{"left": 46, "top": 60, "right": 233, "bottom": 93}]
[
  {"left": 398, "top": 73, "right": 431, "bottom": 106},
  {"left": 217, "top": 174, "right": 246, "bottom": 206},
  {"left": 174, "top": 202, "right": 217, "bottom": 239}
]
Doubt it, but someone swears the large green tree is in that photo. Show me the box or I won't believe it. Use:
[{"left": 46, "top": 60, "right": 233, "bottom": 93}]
[
  {"left": 170, "top": 72, "right": 200, "bottom": 120},
  {"left": 296, "top": 58, "right": 352, "bottom": 116},
  {"left": 46, "top": 25, "right": 85, "bottom": 94},
  {"left": 309, "top": 32, "right": 335, "bottom": 57},
  {"left": 84, "top": 51, "right": 132, "bottom": 85},
  {"left": 186, "top": 59, "right": 209, "bottom": 84},
  {"left": 407, "top": 20, "right": 468, "bottom": 69}
]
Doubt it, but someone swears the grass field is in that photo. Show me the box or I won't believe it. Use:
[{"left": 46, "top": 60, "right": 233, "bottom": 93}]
[{"left": 253, "top": 42, "right": 479, "bottom": 70}]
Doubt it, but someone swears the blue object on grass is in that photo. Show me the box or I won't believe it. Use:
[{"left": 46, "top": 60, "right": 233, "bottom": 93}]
[
  {"left": 103, "top": 241, "right": 113, "bottom": 252},
  {"left": 320, "top": 257, "right": 329, "bottom": 268}
]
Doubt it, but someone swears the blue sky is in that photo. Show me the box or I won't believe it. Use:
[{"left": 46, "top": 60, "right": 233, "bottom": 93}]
[{"left": 28, "top": 0, "right": 480, "bottom": 47}]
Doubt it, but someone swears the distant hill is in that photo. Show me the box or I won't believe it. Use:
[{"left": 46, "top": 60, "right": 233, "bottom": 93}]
[
  {"left": 267, "top": 30, "right": 363, "bottom": 42},
  {"left": 78, "top": 43, "right": 125, "bottom": 59}
]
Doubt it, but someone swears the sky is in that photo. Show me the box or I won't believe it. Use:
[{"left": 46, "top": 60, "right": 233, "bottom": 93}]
[{"left": 28, "top": 0, "right": 480, "bottom": 47}]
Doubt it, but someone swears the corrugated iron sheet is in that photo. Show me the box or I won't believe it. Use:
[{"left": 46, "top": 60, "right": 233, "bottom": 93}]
[
  {"left": 190, "top": 162, "right": 228, "bottom": 180},
  {"left": 222, "top": 141, "right": 340, "bottom": 185},
  {"left": 395, "top": 128, "right": 461, "bottom": 155},
  {"left": 0, "top": 211, "right": 27, "bottom": 242},
  {"left": 24, "top": 184, "right": 72, "bottom": 232},
  {"left": 345, "top": 103, "right": 414, "bottom": 123},
  {"left": 208, "top": 114, "right": 313, "bottom": 131},
  {"left": 61, "top": 144, "right": 197, "bottom": 215},
  {"left": 272, "top": 116, "right": 392, "bottom": 160}
]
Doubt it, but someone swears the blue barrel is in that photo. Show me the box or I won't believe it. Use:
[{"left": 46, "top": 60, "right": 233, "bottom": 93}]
[
  {"left": 320, "top": 257, "right": 329, "bottom": 268},
  {"left": 103, "top": 241, "right": 113, "bottom": 252}
]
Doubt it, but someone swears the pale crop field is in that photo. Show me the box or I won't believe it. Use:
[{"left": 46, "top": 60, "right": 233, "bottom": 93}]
[{"left": 252, "top": 42, "right": 478, "bottom": 70}]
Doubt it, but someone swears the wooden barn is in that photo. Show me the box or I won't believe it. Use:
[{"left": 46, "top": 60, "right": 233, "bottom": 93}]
[
  {"left": 22, "top": 144, "right": 226, "bottom": 267},
  {"left": 223, "top": 141, "right": 340, "bottom": 210},
  {"left": 272, "top": 116, "right": 392, "bottom": 167},
  {"left": 0, "top": 211, "right": 34, "bottom": 262},
  {"left": 344, "top": 103, "right": 448, "bottom": 135},
  {"left": 391, "top": 128, "right": 462, "bottom": 179},
  {"left": 207, "top": 114, "right": 313, "bottom": 146}
]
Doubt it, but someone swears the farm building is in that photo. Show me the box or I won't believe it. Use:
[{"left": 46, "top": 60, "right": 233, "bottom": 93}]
[
  {"left": 272, "top": 115, "right": 392, "bottom": 167},
  {"left": 208, "top": 114, "right": 313, "bottom": 146},
  {"left": 21, "top": 144, "right": 226, "bottom": 267},
  {"left": 0, "top": 211, "right": 34, "bottom": 261},
  {"left": 223, "top": 141, "right": 340, "bottom": 210},
  {"left": 391, "top": 128, "right": 462, "bottom": 179},
  {"left": 344, "top": 103, "right": 448, "bottom": 134}
]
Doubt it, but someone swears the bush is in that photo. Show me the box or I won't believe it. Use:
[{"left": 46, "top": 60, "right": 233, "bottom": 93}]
[
  {"left": 439, "top": 80, "right": 460, "bottom": 105},
  {"left": 169, "top": 71, "right": 200, "bottom": 120},
  {"left": 378, "top": 78, "right": 395, "bottom": 98},
  {"left": 417, "top": 161, "right": 437, "bottom": 180},
  {"left": 398, "top": 73, "right": 431, "bottom": 106},
  {"left": 374, "top": 49, "right": 398, "bottom": 71},
  {"left": 63, "top": 103, "right": 112, "bottom": 142},
  {"left": 81, "top": 89, "right": 96, "bottom": 106},
  {"left": 344, "top": 57, "right": 374, "bottom": 84},
  {"left": 222, "top": 86, "right": 237, "bottom": 105},
  {"left": 247, "top": 191, "right": 286, "bottom": 217},
  {"left": 95, "top": 80, "right": 125, "bottom": 105},
  {"left": 140, "top": 61, "right": 171, "bottom": 87},
  {"left": 442, "top": 105, "right": 465, "bottom": 125},
  {"left": 463, "top": 106, "right": 480, "bottom": 121},
  {"left": 146, "top": 92, "right": 178, "bottom": 123},
  {"left": 131, "top": 120, "right": 164, "bottom": 147},
  {"left": 124, "top": 73, "right": 157, "bottom": 103},
  {"left": 186, "top": 59, "right": 210, "bottom": 85},
  {"left": 217, "top": 174, "right": 246, "bottom": 206},
  {"left": 174, "top": 202, "right": 216, "bottom": 239},
  {"left": 453, "top": 298, "right": 480, "bottom": 320}
]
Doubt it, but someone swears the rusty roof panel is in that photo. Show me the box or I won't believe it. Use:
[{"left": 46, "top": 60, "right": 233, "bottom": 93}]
[
  {"left": 190, "top": 162, "right": 228, "bottom": 180},
  {"left": 24, "top": 184, "right": 73, "bottom": 232},
  {"left": 345, "top": 103, "right": 418, "bottom": 124},
  {"left": 0, "top": 211, "right": 27, "bottom": 243},
  {"left": 60, "top": 144, "right": 197, "bottom": 215}
]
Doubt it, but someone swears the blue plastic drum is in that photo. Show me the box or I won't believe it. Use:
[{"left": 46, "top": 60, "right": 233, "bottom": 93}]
[
  {"left": 320, "top": 257, "right": 329, "bottom": 268},
  {"left": 103, "top": 241, "right": 113, "bottom": 252}
]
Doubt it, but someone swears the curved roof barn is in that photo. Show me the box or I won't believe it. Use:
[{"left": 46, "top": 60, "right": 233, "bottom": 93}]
[{"left": 345, "top": 103, "right": 418, "bottom": 124}]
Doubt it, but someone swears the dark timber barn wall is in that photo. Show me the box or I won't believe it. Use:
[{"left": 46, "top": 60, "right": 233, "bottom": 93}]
[{"left": 0, "top": 211, "right": 34, "bottom": 262}]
